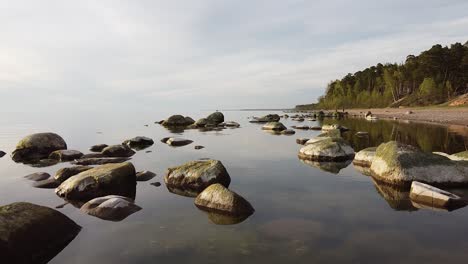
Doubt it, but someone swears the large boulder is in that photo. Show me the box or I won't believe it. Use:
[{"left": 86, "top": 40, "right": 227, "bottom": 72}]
[
  {"left": 123, "top": 136, "right": 154, "bottom": 150},
  {"left": 55, "top": 162, "right": 137, "bottom": 200},
  {"left": 262, "top": 122, "right": 287, "bottom": 131},
  {"left": 54, "top": 166, "right": 92, "bottom": 183},
  {"left": 101, "top": 145, "right": 135, "bottom": 157},
  {"left": 11, "top": 133, "right": 67, "bottom": 162},
  {"left": 164, "top": 160, "right": 231, "bottom": 195},
  {"left": 80, "top": 195, "right": 141, "bottom": 221},
  {"left": 0, "top": 202, "right": 81, "bottom": 263},
  {"left": 370, "top": 141, "right": 468, "bottom": 186},
  {"left": 250, "top": 114, "right": 280, "bottom": 123},
  {"left": 409, "top": 181, "right": 465, "bottom": 210},
  {"left": 305, "top": 129, "right": 341, "bottom": 145},
  {"left": 195, "top": 183, "right": 254, "bottom": 216},
  {"left": 48, "top": 150, "right": 83, "bottom": 161},
  {"left": 161, "top": 115, "right": 195, "bottom": 127},
  {"left": 353, "top": 147, "right": 377, "bottom": 167},
  {"left": 206, "top": 112, "right": 224, "bottom": 125},
  {"left": 298, "top": 137, "right": 355, "bottom": 161}
]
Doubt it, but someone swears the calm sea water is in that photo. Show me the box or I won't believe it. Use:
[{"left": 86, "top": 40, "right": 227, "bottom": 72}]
[{"left": 1, "top": 110, "right": 468, "bottom": 264}]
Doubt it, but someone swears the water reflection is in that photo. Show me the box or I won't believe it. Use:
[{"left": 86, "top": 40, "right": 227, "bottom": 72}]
[
  {"left": 198, "top": 209, "right": 251, "bottom": 225},
  {"left": 371, "top": 179, "right": 418, "bottom": 211},
  {"left": 299, "top": 158, "right": 352, "bottom": 174}
]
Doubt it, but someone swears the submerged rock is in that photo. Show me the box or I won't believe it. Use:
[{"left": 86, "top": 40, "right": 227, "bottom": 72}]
[
  {"left": 370, "top": 141, "right": 468, "bottom": 186},
  {"left": 55, "top": 162, "right": 137, "bottom": 200},
  {"left": 262, "top": 122, "right": 287, "bottom": 132},
  {"left": 165, "top": 137, "right": 193, "bottom": 147},
  {"left": 48, "top": 150, "right": 83, "bottom": 161},
  {"left": 195, "top": 183, "right": 254, "bottom": 216},
  {"left": 123, "top": 136, "right": 154, "bottom": 150},
  {"left": 299, "top": 137, "right": 355, "bottom": 161},
  {"left": 24, "top": 172, "right": 51, "bottom": 181},
  {"left": 136, "top": 170, "right": 156, "bottom": 181},
  {"left": 0, "top": 202, "right": 81, "bottom": 264},
  {"left": 299, "top": 158, "right": 351, "bottom": 174},
  {"left": 281, "top": 129, "right": 296, "bottom": 135},
  {"left": 409, "top": 181, "right": 465, "bottom": 210},
  {"left": 202, "top": 210, "right": 251, "bottom": 225},
  {"left": 71, "top": 157, "right": 130, "bottom": 165},
  {"left": 101, "top": 145, "right": 135, "bottom": 157},
  {"left": 11, "top": 132, "right": 67, "bottom": 163},
  {"left": 353, "top": 147, "right": 376, "bottom": 167},
  {"left": 33, "top": 178, "right": 61, "bottom": 189},
  {"left": 165, "top": 160, "right": 231, "bottom": 194},
  {"left": 55, "top": 166, "right": 93, "bottom": 183},
  {"left": 80, "top": 195, "right": 142, "bottom": 221},
  {"left": 89, "top": 144, "right": 108, "bottom": 152},
  {"left": 296, "top": 138, "right": 309, "bottom": 145}
]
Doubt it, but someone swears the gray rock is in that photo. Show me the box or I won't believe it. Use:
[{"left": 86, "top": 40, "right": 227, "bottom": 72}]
[
  {"left": 262, "top": 122, "right": 287, "bottom": 131},
  {"left": 0, "top": 150, "right": 6, "bottom": 158},
  {"left": 123, "top": 136, "right": 154, "bottom": 150},
  {"left": 195, "top": 183, "right": 254, "bottom": 216},
  {"left": 206, "top": 112, "right": 224, "bottom": 125},
  {"left": 136, "top": 170, "right": 156, "bottom": 181},
  {"left": 101, "top": 145, "right": 135, "bottom": 157},
  {"left": 164, "top": 159, "right": 231, "bottom": 194},
  {"left": 89, "top": 144, "right": 108, "bottom": 152},
  {"left": 223, "top": 121, "right": 240, "bottom": 128},
  {"left": 33, "top": 178, "right": 61, "bottom": 189},
  {"left": 0, "top": 202, "right": 81, "bottom": 264},
  {"left": 24, "top": 172, "right": 51, "bottom": 181},
  {"left": 150, "top": 182, "right": 161, "bottom": 187},
  {"left": 54, "top": 166, "right": 93, "bottom": 183},
  {"left": 353, "top": 147, "right": 377, "bottom": 167},
  {"left": 48, "top": 150, "right": 83, "bottom": 161},
  {"left": 80, "top": 195, "right": 141, "bottom": 221},
  {"left": 370, "top": 141, "right": 468, "bottom": 186},
  {"left": 11, "top": 132, "right": 67, "bottom": 162},
  {"left": 299, "top": 137, "right": 355, "bottom": 162},
  {"left": 71, "top": 157, "right": 130, "bottom": 165},
  {"left": 81, "top": 153, "right": 105, "bottom": 159},
  {"left": 195, "top": 118, "right": 208, "bottom": 127},
  {"left": 409, "top": 181, "right": 465, "bottom": 210},
  {"left": 162, "top": 115, "right": 195, "bottom": 127},
  {"left": 165, "top": 137, "right": 193, "bottom": 147},
  {"left": 355, "top": 131, "right": 369, "bottom": 137},
  {"left": 296, "top": 138, "right": 309, "bottom": 145},
  {"left": 250, "top": 114, "right": 280, "bottom": 123},
  {"left": 55, "top": 162, "right": 137, "bottom": 200},
  {"left": 281, "top": 129, "right": 296, "bottom": 135}
]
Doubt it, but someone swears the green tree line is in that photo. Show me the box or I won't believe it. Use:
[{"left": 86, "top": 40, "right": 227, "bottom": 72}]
[{"left": 314, "top": 41, "right": 468, "bottom": 109}]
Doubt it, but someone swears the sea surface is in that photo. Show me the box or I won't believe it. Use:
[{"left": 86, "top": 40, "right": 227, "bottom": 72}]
[{"left": 1, "top": 110, "right": 468, "bottom": 264}]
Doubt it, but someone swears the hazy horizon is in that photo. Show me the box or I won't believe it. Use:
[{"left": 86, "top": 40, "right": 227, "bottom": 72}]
[{"left": 1, "top": 0, "right": 467, "bottom": 112}]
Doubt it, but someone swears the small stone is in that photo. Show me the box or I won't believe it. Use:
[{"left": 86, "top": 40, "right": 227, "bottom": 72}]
[
  {"left": 281, "top": 129, "right": 296, "bottom": 135},
  {"left": 165, "top": 138, "right": 193, "bottom": 147},
  {"left": 89, "top": 144, "right": 108, "bottom": 152},
  {"left": 150, "top": 182, "right": 161, "bottom": 187},
  {"left": 71, "top": 157, "right": 130, "bottom": 166},
  {"left": 24, "top": 172, "right": 51, "bottom": 181},
  {"left": 262, "top": 122, "right": 287, "bottom": 131},
  {"left": 194, "top": 145, "right": 205, "bottom": 150},
  {"left": 136, "top": 170, "right": 157, "bottom": 181},
  {"left": 296, "top": 138, "right": 309, "bottom": 145},
  {"left": 0, "top": 150, "right": 6, "bottom": 158},
  {"left": 33, "top": 178, "right": 60, "bottom": 189},
  {"left": 101, "top": 145, "right": 135, "bottom": 157}
]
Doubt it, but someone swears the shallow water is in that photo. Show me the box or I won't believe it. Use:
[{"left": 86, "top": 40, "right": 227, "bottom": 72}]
[{"left": 1, "top": 110, "right": 468, "bottom": 264}]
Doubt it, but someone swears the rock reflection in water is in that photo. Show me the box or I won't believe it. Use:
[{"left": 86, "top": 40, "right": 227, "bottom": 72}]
[
  {"left": 166, "top": 185, "right": 199, "bottom": 198},
  {"left": 353, "top": 164, "right": 372, "bottom": 176},
  {"left": 299, "top": 158, "right": 352, "bottom": 174},
  {"left": 198, "top": 209, "right": 251, "bottom": 225},
  {"left": 372, "top": 179, "right": 418, "bottom": 211}
]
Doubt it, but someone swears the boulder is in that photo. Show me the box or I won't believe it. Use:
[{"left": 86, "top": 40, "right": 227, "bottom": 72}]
[
  {"left": 165, "top": 160, "right": 231, "bottom": 194},
  {"left": 165, "top": 137, "right": 193, "bottom": 147},
  {"left": 71, "top": 157, "right": 130, "bottom": 165},
  {"left": 310, "top": 126, "right": 322, "bottom": 131},
  {"left": 251, "top": 114, "right": 280, "bottom": 123},
  {"left": 0, "top": 202, "right": 81, "bottom": 263},
  {"left": 281, "top": 129, "right": 295, "bottom": 135},
  {"left": 123, "top": 136, "right": 154, "bottom": 150},
  {"left": 0, "top": 150, "right": 5, "bottom": 158},
  {"left": 206, "top": 112, "right": 224, "bottom": 125},
  {"left": 195, "top": 118, "right": 208, "bottom": 127},
  {"left": 298, "top": 137, "right": 355, "bottom": 161},
  {"left": 101, "top": 145, "right": 135, "bottom": 157},
  {"left": 48, "top": 150, "right": 83, "bottom": 161},
  {"left": 409, "top": 181, "right": 465, "bottom": 210},
  {"left": 305, "top": 129, "right": 341, "bottom": 145},
  {"left": 370, "top": 141, "right": 468, "bottom": 186},
  {"left": 262, "top": 122, "right": 287, "bottom": 131},
  {"left": 89, "top": 144, "right": 108, "bottom": 152},
  {"left": 24, "top": 172, "right": 50, "bottom": 181},
  {"left": 353, "top": 147, "right": 377, "bottom": 167},
  {"left": 55, "top": 166, "right": 93, "bottom": 183},
  {"left": 80, "top": 195, "right": 141, "bottom": 221},
  {"left": 434, "top": 151, "right": 468, "bottom": 161},
  {"left": 299, "top": 158, "right": 351, "bottom": 174},
  {"left": 33, "top": 178, "right": 61, "bottom": 189},
  {"left": 296, "top": 138, "right": 309, "bottom": 145},
  {"left": 355, "top": 131, "right": 369, "bottom": 137},
  {"left": 136, "top": 170, "right": 156, "bottom": 181},
  {"left": 11, "top": 133, "right": 67, "bottom": 162},
  {"left": 55, "top": 162, "right": 137, "bottom": 200},
  {"left": 162, "top": 115, "right": 195, "bottom": 127},
  {"left": 322, "top": 124, "right": 348, "bottom": 132},
  {"left": 195, "top": 183, "right": 254, "bottom": 216}
]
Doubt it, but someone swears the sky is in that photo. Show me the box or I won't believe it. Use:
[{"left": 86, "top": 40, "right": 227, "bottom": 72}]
[{"left": 0, "top": 0, "right": 467, "bottom": 112}]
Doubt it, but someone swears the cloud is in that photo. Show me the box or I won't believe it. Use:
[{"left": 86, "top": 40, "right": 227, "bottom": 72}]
[{"left": 0, "top": 0, "right": 467, "bottom": 111}]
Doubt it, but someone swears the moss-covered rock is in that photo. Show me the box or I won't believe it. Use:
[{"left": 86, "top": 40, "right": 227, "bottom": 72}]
[
  {"left": 80, "top": 195, "right": 141, "bottom": 221},
  {"left": 55, "top": 166, "right": 92, "bottom": 183},
  {"left": 164, "top": 160, "right": 231, "bottom": 194},
  {"left": 262, "top": 122, "right": 287, "bottom": 131},
  {"left": 55, "top": 162, "right": 136, "bottom": 200},
  {"left": 305, "top": 129, "right": 341, "bottom": 144},
  {"left": 299, "top": 137, "right": 355, "bottom": 161},
  {"left": 195, "top": 183, "right": 254, "bottom": 216},
  {"left": 370, "top": 141, "right": 468, "bottom": 186},
  {"left": 11, "top": 133, "right": 67, "bottom": 162},
  {"left": 0, "top": 202, "right": 81, "bottom": 263},
  {"left": 353, "top": 147, "right": 377, "bottom": 167}
]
